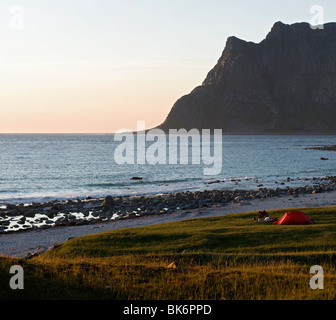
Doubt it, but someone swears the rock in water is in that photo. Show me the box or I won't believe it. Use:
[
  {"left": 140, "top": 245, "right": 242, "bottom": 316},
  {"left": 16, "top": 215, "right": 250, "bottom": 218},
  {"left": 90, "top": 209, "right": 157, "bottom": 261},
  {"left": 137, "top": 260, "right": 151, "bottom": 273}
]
[
  {"left": 102, "top": 196, "right": 114, "bottom": 212},
  {"left": 158, "top": 21, "right": 336, "bottom": 134}
]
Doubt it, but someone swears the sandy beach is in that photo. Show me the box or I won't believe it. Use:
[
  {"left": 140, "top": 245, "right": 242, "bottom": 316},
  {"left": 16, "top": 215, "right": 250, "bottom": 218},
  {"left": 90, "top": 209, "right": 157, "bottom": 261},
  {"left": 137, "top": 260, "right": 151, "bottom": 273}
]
[{"left": 1, "top": 190, "right": 335, "bottom": 258}]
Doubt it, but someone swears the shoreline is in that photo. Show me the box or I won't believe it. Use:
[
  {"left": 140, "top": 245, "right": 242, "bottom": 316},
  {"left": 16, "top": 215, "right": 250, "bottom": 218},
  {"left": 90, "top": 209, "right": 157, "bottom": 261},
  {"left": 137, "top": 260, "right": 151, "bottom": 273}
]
[
  {"left": 0, "top": 175, "right": 335, "bottom": 235},
  {"left": 0, "top": 178, "right": 336, "bottom": 258}
]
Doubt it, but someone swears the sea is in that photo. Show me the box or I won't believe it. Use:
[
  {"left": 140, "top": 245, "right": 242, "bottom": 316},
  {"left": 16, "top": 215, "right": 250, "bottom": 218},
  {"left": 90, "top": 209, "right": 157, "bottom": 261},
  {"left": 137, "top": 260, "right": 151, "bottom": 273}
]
[{"left": 0, "top": 134, "right": 335, "bottom": 205}]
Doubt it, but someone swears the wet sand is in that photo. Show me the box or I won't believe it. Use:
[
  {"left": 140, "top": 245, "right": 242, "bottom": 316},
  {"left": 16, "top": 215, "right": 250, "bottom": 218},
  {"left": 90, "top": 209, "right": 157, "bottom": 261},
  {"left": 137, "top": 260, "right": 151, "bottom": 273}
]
[{"left": 1, "top": 190, "right": 335, "bottom": 258}]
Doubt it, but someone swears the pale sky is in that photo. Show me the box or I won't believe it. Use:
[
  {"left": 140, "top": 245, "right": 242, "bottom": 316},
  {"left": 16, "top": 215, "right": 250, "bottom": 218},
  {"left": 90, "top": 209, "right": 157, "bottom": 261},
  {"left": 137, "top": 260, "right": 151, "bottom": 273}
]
[{"left": 0, "top": 0, "right": 335, "bottom": 133}]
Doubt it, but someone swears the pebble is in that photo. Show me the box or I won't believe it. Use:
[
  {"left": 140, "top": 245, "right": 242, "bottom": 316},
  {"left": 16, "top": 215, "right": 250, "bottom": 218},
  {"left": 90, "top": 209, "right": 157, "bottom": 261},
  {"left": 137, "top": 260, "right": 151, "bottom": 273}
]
[{"left": 0, "top": 175, "right": 335, "bottom": 233}]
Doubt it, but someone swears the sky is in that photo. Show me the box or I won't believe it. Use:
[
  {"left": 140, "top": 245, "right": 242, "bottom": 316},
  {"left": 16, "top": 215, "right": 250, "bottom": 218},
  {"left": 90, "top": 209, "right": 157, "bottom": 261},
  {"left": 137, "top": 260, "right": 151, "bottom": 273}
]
[{"left": 0, "top": 0, "right": 335, "bottom": 133}]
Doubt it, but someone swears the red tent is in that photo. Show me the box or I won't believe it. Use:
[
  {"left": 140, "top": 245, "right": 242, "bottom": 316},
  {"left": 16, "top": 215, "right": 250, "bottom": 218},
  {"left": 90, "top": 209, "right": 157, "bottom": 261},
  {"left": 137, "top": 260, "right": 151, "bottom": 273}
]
[{"left": 273, "top": 211, "right": 314, "bottom": 225}]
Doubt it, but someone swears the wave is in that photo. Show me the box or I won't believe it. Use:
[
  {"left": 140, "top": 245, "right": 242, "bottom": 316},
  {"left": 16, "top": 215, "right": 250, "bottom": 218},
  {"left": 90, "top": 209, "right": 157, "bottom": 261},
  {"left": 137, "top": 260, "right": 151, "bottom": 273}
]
[
  {"left": 0, "top": 175, "right": 331, "bottom": 206},
  {"left": 288, "top": 169, "right": 319, "bottom": 174},
  {"left": 85, "top": 177, "right": 203, "bottom": 188}
]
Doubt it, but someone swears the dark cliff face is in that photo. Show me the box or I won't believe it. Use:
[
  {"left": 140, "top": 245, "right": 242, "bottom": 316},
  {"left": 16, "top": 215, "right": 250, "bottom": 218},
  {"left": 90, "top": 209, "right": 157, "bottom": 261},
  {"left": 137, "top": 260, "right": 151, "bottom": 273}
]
[{"left": 158, "top": 21, "right": 336, "bottom": 133}]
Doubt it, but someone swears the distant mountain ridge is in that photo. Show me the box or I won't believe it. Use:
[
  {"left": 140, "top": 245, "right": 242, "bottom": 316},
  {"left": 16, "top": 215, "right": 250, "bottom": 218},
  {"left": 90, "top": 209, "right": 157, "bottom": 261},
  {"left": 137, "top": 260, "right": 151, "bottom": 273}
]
[{"left": 157, "top": 21, "right": 336, "bottom": 134}]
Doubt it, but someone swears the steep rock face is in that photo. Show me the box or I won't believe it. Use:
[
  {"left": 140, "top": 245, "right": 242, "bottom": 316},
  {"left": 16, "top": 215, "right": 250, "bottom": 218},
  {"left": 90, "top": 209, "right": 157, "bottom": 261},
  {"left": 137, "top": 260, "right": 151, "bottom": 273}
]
[{"left": 158, "top": 22, "right": 336, "bottom": 133}]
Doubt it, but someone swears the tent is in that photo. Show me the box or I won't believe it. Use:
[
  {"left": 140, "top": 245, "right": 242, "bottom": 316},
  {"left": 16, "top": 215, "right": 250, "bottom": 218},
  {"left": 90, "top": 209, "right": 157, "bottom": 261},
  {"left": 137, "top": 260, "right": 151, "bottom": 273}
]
[{"left": 273, "top": 211, "right": 314, "bottom": 225}]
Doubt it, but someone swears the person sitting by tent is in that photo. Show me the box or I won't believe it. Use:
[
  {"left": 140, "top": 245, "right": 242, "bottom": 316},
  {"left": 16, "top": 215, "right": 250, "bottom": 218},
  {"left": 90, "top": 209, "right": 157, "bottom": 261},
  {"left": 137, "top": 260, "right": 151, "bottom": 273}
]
[
  {"left": 253, "top": 210, "right": 278, "bottom": 222},
  {"left": 254, "top": 210, "right": 268, "bottom": 221}
]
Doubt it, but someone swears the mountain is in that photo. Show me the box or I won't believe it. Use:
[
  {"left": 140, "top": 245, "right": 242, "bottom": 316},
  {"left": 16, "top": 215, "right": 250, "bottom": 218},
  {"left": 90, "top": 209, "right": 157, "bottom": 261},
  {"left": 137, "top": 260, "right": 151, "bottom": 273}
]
[{"left": 157, "top": 21, "right": 336, "bottom": 134}]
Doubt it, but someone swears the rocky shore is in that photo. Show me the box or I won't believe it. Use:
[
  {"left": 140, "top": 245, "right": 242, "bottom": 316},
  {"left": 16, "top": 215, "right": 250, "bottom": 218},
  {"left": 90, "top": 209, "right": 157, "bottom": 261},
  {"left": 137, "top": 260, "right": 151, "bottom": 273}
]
[{"left": 1, "top": 176, "right": 336, "bottom": 234}]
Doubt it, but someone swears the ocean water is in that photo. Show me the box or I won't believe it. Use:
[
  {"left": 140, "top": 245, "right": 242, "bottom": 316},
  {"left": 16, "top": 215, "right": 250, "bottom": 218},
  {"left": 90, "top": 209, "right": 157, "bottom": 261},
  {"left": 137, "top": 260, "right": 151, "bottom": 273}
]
[{"left": 0, "top": 134, "right": 335, "bottom": 205}]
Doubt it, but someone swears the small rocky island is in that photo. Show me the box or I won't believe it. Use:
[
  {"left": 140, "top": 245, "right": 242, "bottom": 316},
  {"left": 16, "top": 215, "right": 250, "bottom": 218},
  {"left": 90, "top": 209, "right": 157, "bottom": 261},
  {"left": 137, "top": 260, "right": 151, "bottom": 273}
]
[{"left": 305, "top": 145, "right": 336, "bottom": 151}]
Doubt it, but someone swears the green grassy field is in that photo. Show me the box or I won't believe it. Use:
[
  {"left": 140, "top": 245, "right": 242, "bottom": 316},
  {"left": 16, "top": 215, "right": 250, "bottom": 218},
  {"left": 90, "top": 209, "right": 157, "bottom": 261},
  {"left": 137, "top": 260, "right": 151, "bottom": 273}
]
[{"left": 1, "top": 207, "right": 336, "bottom": 300}]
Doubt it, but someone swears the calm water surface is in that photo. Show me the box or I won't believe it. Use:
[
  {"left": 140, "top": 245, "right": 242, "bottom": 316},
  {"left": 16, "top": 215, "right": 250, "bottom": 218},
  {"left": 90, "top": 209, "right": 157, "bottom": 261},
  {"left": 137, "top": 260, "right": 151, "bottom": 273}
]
[{"left": 0, "top": 134, "right": 335, "bottom": 204}]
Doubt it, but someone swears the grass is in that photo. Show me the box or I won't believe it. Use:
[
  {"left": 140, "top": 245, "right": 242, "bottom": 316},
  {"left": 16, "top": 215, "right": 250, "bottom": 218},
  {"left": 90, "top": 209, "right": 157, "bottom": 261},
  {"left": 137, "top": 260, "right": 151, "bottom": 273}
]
[{"left": 1, "top": 206, "right": 336, "bottom": 300}]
